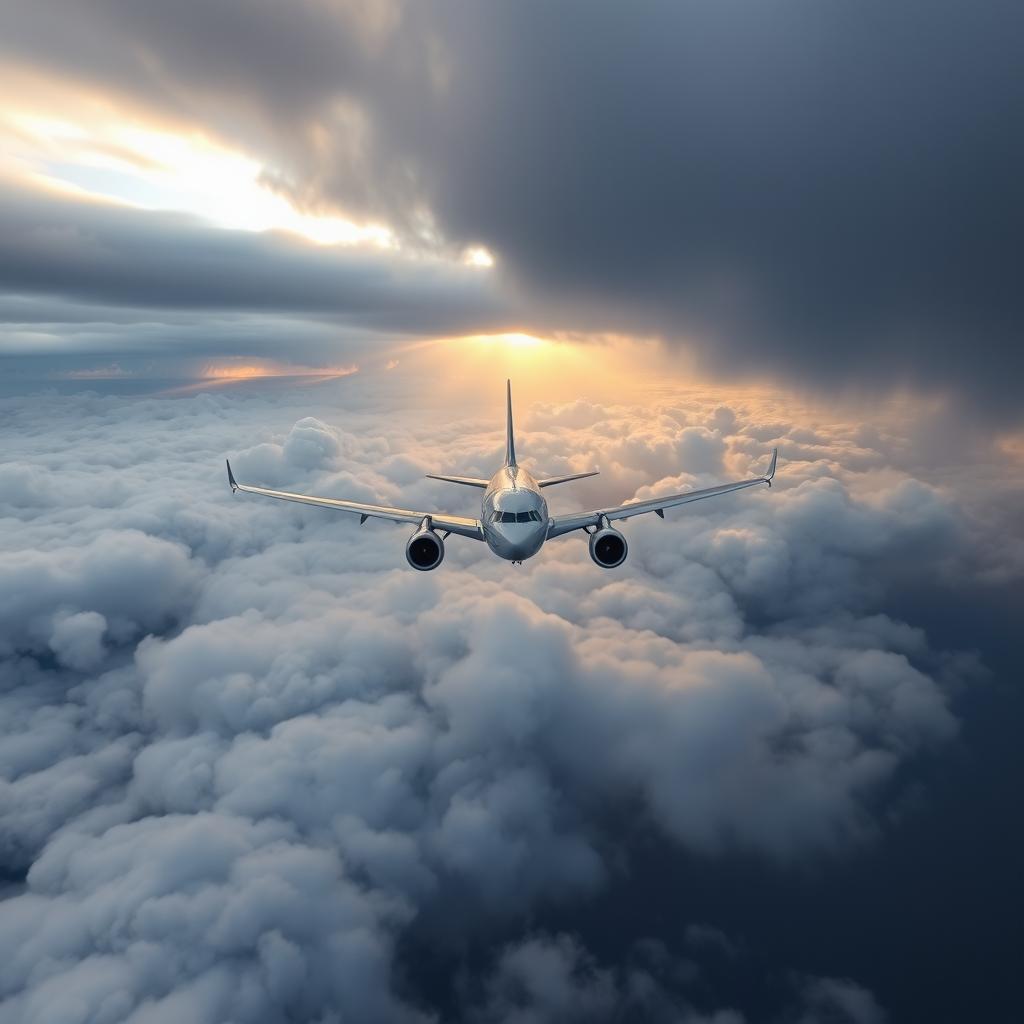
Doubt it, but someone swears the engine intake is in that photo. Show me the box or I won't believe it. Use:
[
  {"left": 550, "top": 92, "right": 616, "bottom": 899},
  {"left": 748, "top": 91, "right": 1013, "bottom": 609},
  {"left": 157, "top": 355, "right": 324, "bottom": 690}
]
[
  {"left": 589, "top": 523, "right": 628, "bottom": 568},
  {"left": 406, "top": 526, "right": 445, "bottom": 571}
]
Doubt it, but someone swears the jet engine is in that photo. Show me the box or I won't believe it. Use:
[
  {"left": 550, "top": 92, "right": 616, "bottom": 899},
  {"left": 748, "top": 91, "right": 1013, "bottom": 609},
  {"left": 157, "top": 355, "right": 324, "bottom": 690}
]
[
  {"left": 589, "top": 523, "right": 628, "bottom": 568},
  {"left": 406, "top": 525, "right": 445, "bottom": 571}
]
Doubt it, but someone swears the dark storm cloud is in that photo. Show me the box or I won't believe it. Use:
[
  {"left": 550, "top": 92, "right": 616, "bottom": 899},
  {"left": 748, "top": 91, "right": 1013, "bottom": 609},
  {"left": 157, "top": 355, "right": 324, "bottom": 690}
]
[
  {"left": 2, "top": 3, "right": 1021, "bottom": 409},
  {"left": 0, "top": 0, "right": 402, "bottom": 176},
  {"left": 0, "top": 181, "right": 506, "bottom": 333},
  {"left": 0, "top": 376, "right": 992, "bottom": 1020},
  {"left": 410, "top": 1, "right": 1024, "bottom": 411}
]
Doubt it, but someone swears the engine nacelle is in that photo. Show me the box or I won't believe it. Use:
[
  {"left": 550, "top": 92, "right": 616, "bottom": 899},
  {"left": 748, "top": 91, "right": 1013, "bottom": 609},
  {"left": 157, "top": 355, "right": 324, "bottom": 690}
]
[
  {"left": 406, "top": 526, "right": 445, "bottom": 571},
  {"left": 589, "top": 524, "right": 628, "bottom": 568}
]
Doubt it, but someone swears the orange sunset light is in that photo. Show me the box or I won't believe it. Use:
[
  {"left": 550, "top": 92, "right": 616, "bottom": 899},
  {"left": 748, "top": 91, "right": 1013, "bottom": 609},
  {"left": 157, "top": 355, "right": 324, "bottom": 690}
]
[{"left": 198, "top": 363, "right": 359, "bottom": 381}]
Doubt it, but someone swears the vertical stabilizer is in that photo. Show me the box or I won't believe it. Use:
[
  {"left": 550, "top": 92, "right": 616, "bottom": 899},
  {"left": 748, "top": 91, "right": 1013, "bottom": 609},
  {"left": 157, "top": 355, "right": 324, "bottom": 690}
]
[{"left": 504, "top": 379, "right": 517, "bottom": 466}]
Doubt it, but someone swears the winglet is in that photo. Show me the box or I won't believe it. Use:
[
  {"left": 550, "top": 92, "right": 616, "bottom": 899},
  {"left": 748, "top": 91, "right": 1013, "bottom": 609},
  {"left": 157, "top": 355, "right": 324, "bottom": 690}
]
[
  {"left": 226, "top": 459, "right": 239, "bottom": 492},
  {"left": 765, "top": 447, "right": 778, "bottom": 483},
  {"left": 504, "top": 379, "right": 517, "bottom": 467}
]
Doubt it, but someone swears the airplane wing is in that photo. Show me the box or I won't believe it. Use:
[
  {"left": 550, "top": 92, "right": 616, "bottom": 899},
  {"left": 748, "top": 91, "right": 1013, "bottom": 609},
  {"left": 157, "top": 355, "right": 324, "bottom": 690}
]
[
  {"left": 547, "top": 448, "right": 777, "bottom": 539},
  {"left": 226, "top": 461, "right": 484, "bottom": 540}
]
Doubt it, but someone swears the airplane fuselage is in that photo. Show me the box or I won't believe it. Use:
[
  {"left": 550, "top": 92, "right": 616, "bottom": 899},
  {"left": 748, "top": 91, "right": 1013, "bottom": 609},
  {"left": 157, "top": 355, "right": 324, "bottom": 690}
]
[{"left": 481, "top": 464, "right": 549, "bottom": 561}]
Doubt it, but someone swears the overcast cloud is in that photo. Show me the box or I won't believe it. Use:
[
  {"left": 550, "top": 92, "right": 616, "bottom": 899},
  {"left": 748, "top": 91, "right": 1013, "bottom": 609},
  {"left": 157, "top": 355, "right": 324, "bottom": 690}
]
[{"left": 1, "top": 2, "right": 1021, "bottom": 411}]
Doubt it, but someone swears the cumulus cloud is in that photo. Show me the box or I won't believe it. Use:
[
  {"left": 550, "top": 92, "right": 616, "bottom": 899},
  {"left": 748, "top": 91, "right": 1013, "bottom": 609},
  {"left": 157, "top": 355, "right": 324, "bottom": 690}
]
[
  {"left": 49, "top": 610, "right": 107, "bottom": 671},
  {"left": 3, "top": 814, "right": 428, "bottom": 1024},
  {"left": 0, "top": 372, "right": 1012, "bottom": 1020}
]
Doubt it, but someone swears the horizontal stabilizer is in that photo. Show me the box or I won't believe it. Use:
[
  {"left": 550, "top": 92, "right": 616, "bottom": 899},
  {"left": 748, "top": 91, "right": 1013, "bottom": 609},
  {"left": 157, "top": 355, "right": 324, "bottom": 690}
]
[
  {"left": 538, "top": 470, "right": 600, "bottom": 488},
  {"left": 425, "top": 473, "right": 490, "bottom": 488}
]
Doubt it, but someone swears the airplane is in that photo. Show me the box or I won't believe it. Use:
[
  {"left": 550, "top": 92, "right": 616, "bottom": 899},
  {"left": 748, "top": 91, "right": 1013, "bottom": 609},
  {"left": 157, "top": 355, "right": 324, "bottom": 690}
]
[{"left": 226, "top": 381, "right": 777, "bottom": 570}]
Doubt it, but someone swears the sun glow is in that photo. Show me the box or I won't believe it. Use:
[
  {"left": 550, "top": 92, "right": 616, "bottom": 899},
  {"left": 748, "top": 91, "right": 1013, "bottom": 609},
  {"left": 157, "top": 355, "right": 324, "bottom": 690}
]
[
  {"left": 474, "top": 332, "right": 544, "bottom": 349},
  {"left": 997, "top": 433, "right": 1024, "bottom": 461},
  {"left": 3, "top": 106, "right": 394, "bottom": 247},
  {"left": 389, "top": 331, "right": 604, "bottom": 404},
  {"left": 462, "top": 246, "right": 495, "bottom": 268},
  {"left": 198, "top": 362, "right": 359, "bottom": 381}
]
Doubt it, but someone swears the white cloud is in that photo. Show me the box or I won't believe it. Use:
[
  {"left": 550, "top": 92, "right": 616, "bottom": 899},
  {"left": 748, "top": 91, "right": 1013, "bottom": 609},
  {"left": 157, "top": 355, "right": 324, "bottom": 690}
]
[{"left": 0, "top": 373, "right": 1004, "bottom": 1019}]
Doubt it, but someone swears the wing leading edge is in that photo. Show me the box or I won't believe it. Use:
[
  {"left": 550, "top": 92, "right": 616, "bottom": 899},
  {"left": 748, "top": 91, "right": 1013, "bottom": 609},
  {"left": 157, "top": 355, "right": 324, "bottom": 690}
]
[
  {"left": 547, "top": 448, "right": 778, "bottom": 539},
  {"left": 226, "top": 461, "right": 484, "bottom": 540}
]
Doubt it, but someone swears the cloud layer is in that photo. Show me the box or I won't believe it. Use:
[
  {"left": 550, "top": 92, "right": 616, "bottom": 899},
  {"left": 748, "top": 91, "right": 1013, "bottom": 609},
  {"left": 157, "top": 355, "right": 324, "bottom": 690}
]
[{"left": 1, "top": 372, "right": 1000, "bottom": 1020}]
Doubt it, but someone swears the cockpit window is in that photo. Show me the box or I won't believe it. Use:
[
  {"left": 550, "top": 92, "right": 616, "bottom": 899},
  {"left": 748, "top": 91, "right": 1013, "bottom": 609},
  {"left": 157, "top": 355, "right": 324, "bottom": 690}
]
[{"left": 491, "top": 510, "right": 543, "bottom": 523}]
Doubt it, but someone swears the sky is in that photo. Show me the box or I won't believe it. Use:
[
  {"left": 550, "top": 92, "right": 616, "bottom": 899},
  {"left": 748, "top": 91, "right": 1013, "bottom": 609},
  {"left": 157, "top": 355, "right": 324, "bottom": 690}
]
[{"left": 0, "top": 3, "right": 1022, "bottom": 1022}]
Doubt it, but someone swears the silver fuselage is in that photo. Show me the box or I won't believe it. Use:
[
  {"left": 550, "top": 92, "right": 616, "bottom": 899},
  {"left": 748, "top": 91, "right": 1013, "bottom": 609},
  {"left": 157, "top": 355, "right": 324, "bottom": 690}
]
[{"left": 481, "top": 465, "right": 548, "bottom": 561}]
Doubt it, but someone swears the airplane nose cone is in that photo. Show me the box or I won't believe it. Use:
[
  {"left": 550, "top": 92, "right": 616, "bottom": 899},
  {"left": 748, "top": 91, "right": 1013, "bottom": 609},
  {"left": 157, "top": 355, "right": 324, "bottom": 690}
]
[{"left": 488, "top": 521, "right": 546, "bottom": 560}]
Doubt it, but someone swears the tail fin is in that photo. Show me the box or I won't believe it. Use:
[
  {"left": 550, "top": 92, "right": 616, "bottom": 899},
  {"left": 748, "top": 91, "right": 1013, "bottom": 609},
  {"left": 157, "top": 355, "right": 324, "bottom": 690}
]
[{"left": 504, "top": 379, "right": 516, "bottom": 466}]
